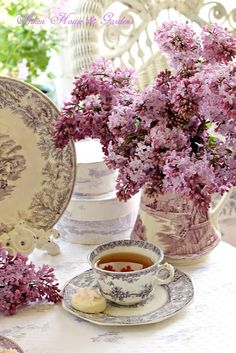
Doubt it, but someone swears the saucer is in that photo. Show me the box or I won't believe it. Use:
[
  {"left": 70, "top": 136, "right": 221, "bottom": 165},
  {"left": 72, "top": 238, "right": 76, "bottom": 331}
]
[
  {"left": 62, "top": 269, "right": 194, "bottom": 326},
  {"left": 0, "top": 335, "right": 24, "bottom": 352}
]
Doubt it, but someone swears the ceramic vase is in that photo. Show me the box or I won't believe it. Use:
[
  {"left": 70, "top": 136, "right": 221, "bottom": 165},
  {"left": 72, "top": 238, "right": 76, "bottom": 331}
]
[{"left": 131, "top": 184, "right": 232, "bottom": 264}]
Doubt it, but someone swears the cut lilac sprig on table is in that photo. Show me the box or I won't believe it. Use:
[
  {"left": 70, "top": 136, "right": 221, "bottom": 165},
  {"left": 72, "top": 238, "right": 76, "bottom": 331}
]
[
  {"left": 54, "top": 21, "right": 236, "bottom": 210},
  {"left": 0, "top": 247, "right": 62, "bottom": 316}
]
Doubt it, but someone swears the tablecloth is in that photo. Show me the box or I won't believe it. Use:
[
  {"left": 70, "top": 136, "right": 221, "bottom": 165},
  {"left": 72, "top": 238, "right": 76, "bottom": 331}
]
[{"left": 0, "top": 240, "right": 236, "bottom": 353}]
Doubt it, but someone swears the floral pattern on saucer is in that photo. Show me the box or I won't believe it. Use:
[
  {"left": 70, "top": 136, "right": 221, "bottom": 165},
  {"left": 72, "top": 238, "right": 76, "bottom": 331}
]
[{"left": 62, "top": 268, "right": 194, "bottom": 326}]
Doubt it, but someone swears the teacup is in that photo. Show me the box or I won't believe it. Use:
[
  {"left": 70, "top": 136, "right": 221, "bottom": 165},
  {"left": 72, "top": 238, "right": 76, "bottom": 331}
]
[{"left": 88, "top": 239, "right": 175, "bottom": 305}]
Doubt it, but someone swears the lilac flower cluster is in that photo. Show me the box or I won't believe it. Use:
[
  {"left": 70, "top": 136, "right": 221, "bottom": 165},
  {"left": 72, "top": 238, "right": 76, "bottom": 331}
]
[
  {"left": 54, "top": 22, "right": 236, "bottom": 209},
  {"left": 54, "top": 57, "right": 135, "bottom": 155},
  {"left": 0, "top": 247, "right": 62, "bottom": 315},
  {"left": 154, "top": 21, "right": 201, "bottom": 69}
]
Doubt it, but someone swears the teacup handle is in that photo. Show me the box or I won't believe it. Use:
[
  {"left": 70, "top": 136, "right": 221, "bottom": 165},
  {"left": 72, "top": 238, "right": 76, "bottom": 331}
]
[{"left": 156, "top": 262, "right": 175, "bottom": 285}]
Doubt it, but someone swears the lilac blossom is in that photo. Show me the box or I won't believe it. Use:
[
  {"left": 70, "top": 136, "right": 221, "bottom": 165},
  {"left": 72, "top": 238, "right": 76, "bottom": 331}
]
[
  {"left": 54, "top": 22, "right": 236, "bottom": 209},
  {"left": 54, "top": 57, "right": 135, "bottom": 155},
  {"left": 201, "top": 24, "right": 236, "bottom": 64},
  {"left": 0, "top": 247, "right": 62, "bottom": 316},
  {"left": 154, "top": 21, "right": 201, "bottom": 69}
]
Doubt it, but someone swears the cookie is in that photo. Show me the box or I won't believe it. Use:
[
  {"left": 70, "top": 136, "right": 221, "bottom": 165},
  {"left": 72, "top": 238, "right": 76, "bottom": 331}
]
[{"left": 71, "top": 287, "right": 107, "bottom": 314}]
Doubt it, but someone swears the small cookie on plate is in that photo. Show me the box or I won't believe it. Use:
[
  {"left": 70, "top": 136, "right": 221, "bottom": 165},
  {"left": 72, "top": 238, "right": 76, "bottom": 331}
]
[{"left": 71, "top": 287, "right": 107, "bottom": 314}]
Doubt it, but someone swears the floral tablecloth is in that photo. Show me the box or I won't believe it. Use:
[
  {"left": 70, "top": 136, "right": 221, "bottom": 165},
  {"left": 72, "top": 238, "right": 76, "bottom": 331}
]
[{"left": 1, "top": 240, "right": 236, "bottom": 353}]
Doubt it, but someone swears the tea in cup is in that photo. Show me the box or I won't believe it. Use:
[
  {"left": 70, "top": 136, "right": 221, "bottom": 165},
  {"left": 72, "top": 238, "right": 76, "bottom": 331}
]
[{"left": 88, "top": 239, "right": 175, "bottom": 305}]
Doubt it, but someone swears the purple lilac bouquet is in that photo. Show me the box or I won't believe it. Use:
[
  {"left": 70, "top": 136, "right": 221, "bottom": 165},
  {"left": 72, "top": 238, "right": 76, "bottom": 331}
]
[
  {"left": 0, "top": 247, "right": 62, "bottom": 315},
  {"left": 54, "top": 22, "right": 236, "bottom": 209}
]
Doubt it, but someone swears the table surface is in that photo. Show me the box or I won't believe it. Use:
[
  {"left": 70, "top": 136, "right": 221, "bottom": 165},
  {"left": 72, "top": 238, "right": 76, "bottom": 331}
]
[{"left": 1, "top": 240, "right": 236, "bottom": 353}]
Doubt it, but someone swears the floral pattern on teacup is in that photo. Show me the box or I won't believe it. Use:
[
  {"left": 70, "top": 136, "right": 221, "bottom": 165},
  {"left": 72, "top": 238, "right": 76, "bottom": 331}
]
[{"left": 89, "top": 240, "right": 174, "bottom": 305}]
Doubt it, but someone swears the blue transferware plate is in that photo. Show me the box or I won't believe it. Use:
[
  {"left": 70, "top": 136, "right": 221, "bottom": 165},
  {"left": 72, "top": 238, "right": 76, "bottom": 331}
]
[{"left": 62, "top": 268, "right": 194, "bottom": 326}]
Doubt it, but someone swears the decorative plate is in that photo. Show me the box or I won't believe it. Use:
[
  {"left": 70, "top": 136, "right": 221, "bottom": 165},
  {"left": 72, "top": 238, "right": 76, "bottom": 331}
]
[
  {"left": 0, "top": 336, "right": 24, "bottom": 353},
  {"left": 62, "top": 269, "right": 194, "bottom": 326},
  {"left": 0, "top": 77, "right": 76, "bottom": 234}
]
